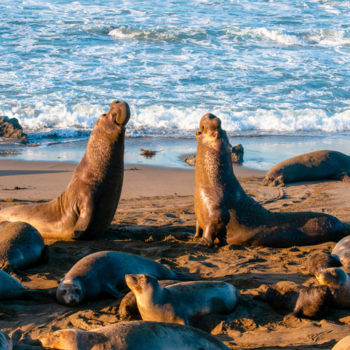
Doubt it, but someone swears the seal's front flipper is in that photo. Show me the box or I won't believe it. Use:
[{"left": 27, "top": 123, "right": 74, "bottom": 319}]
[
  {"left": 10, "top": 329, "right": 22, "bottom": 345},
  {"left": 73, "top": 199, "right": 94, "bottom": 239},
  {"left": 336, "top": 172, "right": 350, "bottom": 183},
  {"left": 104, "top": 284, "right": 124, "bottom": 298},
  {"left": 283, "top": 308, "right": 301, "bottom": 321},
  {"left": 195, "top": 221, "right": 203, "bottom": 238}
]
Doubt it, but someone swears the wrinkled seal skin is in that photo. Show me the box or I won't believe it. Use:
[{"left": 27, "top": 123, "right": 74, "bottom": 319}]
[
  {"left": 316, "top": 268, "right": 350, "bottom": 308},
  {"left": 265, "top": 281, "right": 333, "bottom": 319},
  {"left": 126, "top": 274, "right": 239, "bottom": 326},
  {"left": 38, "top": 321, "right": 230, "bottom": 350},
  {"left": 306, "top": 251, "right": 341, "bottom": 276},
  {"left": 333, "top": 335, "right": 350, "bottom": 350},
  {"left": 56, "top": 251, "right": 181, "bottom": 306},
  {"left": 332, "top": 236, "right": 350, "bottom": 266},
  {"left": 194, "top": 113, "right": 350, "bottom": 248},
  {"left": 0, "top": 222, "right": 46, "bottom": 275},
  {"left": 263, "top": 150, "right": 350, "bottom": 187},
  {"left": 0, "top": 101, "right": 130, "bottom": 240},
  {"left": 119, "top": 279, "right": 179, "bottom": 320}
]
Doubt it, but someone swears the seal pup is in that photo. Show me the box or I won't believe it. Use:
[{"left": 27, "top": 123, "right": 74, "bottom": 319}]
[
  {"left": 0, "top": 330, "right": 22, "bottom": 350},
  {"left": 305, "top": 251, "right": 341, "bottom": 276},
  {"left": 0, "top": 101, "right": 130, "bottom": 240},
  {"left": 316, "top": 268, "right": 350, "bottom": 308},
  {"left": 38, "top": 321, "right": 231, "bottom": 350},
  {"left": 0, "top": 222, "right": 46, "bottom": 276},
  {"left": 125, "top": 274, "right": 239, "bottom": 326},
  {"left": 262, "top": 150, "right": 350, "bottom": 187},
  {"left": 0, "top": 269, "right": 52, "bottom": 301},
  {"left": 194, "top": 113, "right": 350, "bottom": 247},
  {"left": 332, "top": 236, "right": 350, "bottom": 266},
  {"left": 119, "top": 279, "right": 179, "bottom": 320},
  {"left": 265, "top": 281, "right": 333, "bottom": 319},
  {"left": 56, "top": 251, "right": 186, "bottom": 306},
  {"left": 333, "top": 335, "right": 350, "bottom": 350}
]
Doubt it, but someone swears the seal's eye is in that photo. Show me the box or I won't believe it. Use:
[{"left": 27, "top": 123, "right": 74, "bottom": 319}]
[
  {"left": 75, "top": 288, "right": 80, "bottom": 294},
  {"left": 61, "top": 290, "right": 67, "bottom": 295}
]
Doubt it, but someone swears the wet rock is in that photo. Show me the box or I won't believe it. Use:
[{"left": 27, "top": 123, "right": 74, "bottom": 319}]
[
  {"left": 0, "top": 116, "right": 28, "bottom": 144},
  {"left": 182, "top": 155, "right": 197, "bottom": 166}
]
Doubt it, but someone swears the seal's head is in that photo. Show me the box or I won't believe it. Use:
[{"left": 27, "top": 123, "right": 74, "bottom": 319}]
[
  {"left": 56, "top": 279, "right": 86, "bottom": 306},
  {"left": 95, "top": 100, "right": 130, "bottom": 131},
  {"left": 125, "top": 274, "right": 160, "bottom": 294},
  {"left": 316, "top": 268, "right": 346, "bottom": 288},
  {"left": 39, "top": 330, "right": 78, "bottom": 350},
  {"left": 196, "top": 113, "right": 230, "bottom": 151}
]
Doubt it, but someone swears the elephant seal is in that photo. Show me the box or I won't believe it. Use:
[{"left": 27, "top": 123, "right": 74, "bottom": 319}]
[
  {"left": 0, "top": 222, "right": 46, "bottom": 275},
  {"left": 0, "top": 269, "right": 52, "bottom": 301},
  {"left": 119, "top": 279, "right": 179, "bottom": 320},
  {"left": 125, "top": 274, "right": 239, "bottom": 326},
  {"left": 38, "top": 321, "right": 230, "bottom": 350},
  {"left": 0, "top": 330, "right": 22, "bottom": 350},
  {"left": 333, "top": 335, "right": 350, "bottom": 350},
  {"left": 0, "top": 101, "right": 130, "bottom": 240},
  {"left": 265, "top": 281, "right": 333, "bottom": 319},
  {"left": 306, "top": 251, "right": 341, "bottom": 276},
  {"left": 56, "top": 251, "right": 186, "bottom": 306},
  {"left": 316, "top": 268, "right": 350, "bottom": 308},
  {"left": 262, "top": 150, "right": 350, "bottom": 187},
  {"left": 194, "top": 113, "right": 350, "bottom": 247},
  {"left": 332, "top": 236, "right": 350, "bottom": 266}
]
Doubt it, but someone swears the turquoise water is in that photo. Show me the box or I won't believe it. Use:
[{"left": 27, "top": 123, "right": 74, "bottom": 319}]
[{"left": 1, "top": 0, "right": 350, "bottom": 168}]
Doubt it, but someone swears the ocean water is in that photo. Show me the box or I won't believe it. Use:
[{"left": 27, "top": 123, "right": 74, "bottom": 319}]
[{"left": 1, "top": 0, "right": 350, "bottom": 169}]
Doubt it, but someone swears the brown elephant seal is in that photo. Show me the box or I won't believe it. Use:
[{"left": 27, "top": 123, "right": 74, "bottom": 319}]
[
  {"left": 0, "top": 269, "right": 53, "bottom": 301},
  {"left": 0, "top": 101, "right": 130, "bottom": 240},
  {"left": 0, "top": 222, "right": 46, "bottom": 276},
  {"left": 119, "top": 279, "right": 179, "bottom": 320},
  {"left": 306, "top": 251, "right": 341, "bottom": 276},
  {"left": 263, "top": 150, "right": 350, "bottom": 187},
  {"left": 194, "top": 113, "right": 350, "bottom": 247},
  {"left": 265, "top": 281, "right": 333, "bottom": 319},
  {"left": 125, "top": 274, "right": 239, "bottom": 326},
  {"left": 316, "top": 268, "right": 350, "bottom": 308},
  {"left": 333, "top": 335, "right": 350, "bottom": 350},
  {"left": 38, "top": 321, "right": 230, "bottom": 350},
  {"left": 332, "top": 236, "right": 350, "bottom": 266},
  {"left": 56, "top": 251, "right": 186, "bottom": 306},
  {"left": 0, "top": 330, "right": 22, "bottom": 350}
]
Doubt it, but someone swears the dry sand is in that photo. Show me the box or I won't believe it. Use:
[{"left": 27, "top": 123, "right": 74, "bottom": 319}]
[{"left": 0, "top": 159, "right": 350, "bottom": 349}]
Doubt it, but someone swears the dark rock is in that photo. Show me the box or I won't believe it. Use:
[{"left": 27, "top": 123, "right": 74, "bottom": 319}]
[
  {"left": 182, "top": 144, "right": 244, "bottom": 166},
  {"left": 0, "top": 116, "right": 28, "bottom": 144}
]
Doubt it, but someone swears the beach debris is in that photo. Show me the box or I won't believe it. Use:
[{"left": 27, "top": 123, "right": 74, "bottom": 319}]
[
  {"left": 124, "top": 167, "right": 139, "bottom": 171},
  {"left": 0, "top": 116, "right": 28, "bottom": 144},
  {"left": 140, "top": 148, "right": 158, "bottom": 157},
  {"left": 183, "top": 144, "right": 244, "bottom": 166}
]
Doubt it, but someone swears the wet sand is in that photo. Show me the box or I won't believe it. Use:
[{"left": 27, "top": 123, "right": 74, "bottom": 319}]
[{"left": 0, "top": 160, "right": 350, "bottom": 349}]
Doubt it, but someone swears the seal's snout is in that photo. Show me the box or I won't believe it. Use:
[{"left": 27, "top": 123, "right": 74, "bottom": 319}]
[
  {"left": 199, "top": 113, "right": 222, "bottom": 134},
  {"left": 125, "top": 274, "right": 139, "bottom": 288},
  {"left": 108, "top": 101, "right": 130, "bottom": 126}
]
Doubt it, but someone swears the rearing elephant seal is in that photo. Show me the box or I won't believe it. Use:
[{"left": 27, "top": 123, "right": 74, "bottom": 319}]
[
  {"left": 194, "top": 113, "right": 350, "bottom": 247},
  {"left": 263, "top": 150, "right": 350, "bottom": 187},
  {"left": 38, "top": 321, "right": 230, "bottom": 350},
  {"left": 0, "top": 101, "right": 130, "bottom": 240}
]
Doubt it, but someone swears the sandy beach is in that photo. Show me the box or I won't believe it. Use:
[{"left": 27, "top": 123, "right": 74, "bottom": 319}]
[{"left": 0, "top": 159, "right": 349, "bottom": 349}]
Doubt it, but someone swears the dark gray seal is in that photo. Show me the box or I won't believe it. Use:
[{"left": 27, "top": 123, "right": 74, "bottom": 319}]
[
  {"left": 194, "top": 113, "right": 350, "bottom": 247},
  {"left": 263, "top": 150, "right": 350, "bottom": 187},
  {"left": 125, "top": 274, "right": 239, "bottom": 326},
  {"left": 0, "top": 330, "right": 22, "bottom": 350},
  {"left": 332, "top": 236, "right": 350, "bottom": 266},
  {"left": 265, "top": 281, "right": 333, "bottom": 319},
  {"left": 56, "top": 251, "right": 185, "bottom": 306},
  {"left": 306, "top": 251, "right": 341, "bottom": 276},
  {"left": 0, "top": 101, "right": 130, "bottom": 240},
  {"left": 39, "top": 321, "right": 231, "bottom": 350},
  {"left": 0, "top": 222, "right": 46, "bottom": 276}
]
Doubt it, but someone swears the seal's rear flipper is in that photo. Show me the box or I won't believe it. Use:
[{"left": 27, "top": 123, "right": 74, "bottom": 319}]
[{"left": 104, "top": 284, "right": 124, "bottom": 298}]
